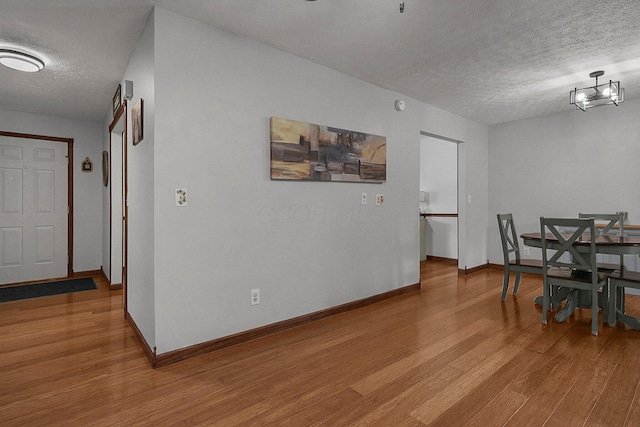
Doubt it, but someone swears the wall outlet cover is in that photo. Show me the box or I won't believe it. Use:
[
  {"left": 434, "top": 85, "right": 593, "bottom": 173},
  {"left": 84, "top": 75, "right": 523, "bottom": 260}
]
[
  {"left": 251, "top": 289, "right": 260, "bottom": 305},
  {"left": 376, "top": 194, "right": 384, "bottom": 205}
]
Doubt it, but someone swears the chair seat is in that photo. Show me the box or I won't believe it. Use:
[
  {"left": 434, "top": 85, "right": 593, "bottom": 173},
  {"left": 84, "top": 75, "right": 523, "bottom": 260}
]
[
  {"left": 547, "top": 267, "right": 611, "bottom": 283},
  {"left": 610, "top": 270, "right": 640, "bottom": 283},
  {"left": 509, "top": 259, "right": 543, "bottom": 268},
  {"left": 597, "top": 262, "right": 621, "bottom": 272}
]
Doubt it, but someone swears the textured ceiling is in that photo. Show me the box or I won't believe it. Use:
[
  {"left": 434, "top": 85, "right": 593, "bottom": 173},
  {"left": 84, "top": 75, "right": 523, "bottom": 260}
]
[{"left": 2, "top": 0, "right": 640, "bottom": 125}]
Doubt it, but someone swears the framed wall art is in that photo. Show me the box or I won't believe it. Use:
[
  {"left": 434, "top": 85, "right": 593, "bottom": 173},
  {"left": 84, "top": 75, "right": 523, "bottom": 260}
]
[
  {"left": 81, "top": 157, "right": 93, "bottom": 172},
  {"left": 270, "top": 117, "right": 386, "bottom": 183},
  {"left": 112, "top": 84, "right": 121, "bottom": 117},
  {"left": 132, "top": 99, "right": 144, "bottom": 145}
]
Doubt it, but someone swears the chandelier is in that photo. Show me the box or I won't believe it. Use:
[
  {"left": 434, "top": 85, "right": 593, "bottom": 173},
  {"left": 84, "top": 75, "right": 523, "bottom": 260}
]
[{"left": 569, "top": 71, "right": 624, "bottom": 111}]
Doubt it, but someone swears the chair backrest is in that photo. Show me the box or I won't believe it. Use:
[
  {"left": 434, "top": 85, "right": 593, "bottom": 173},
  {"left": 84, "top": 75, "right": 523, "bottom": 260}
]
[
  {"left": 497, "top": 213, "right": 521, "bottom": 264},
  {"left": 578, "top": 213, "right": 624, "bottom": 237},
  {"left": 540, "top": 217, "right": 597, "bottom": 272}
]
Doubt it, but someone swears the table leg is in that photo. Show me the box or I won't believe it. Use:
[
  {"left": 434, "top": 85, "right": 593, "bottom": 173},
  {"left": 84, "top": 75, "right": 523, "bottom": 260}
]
[
  {"left": 616, "top": 310, "right": 640, "bottom": 329},
  {"left": 555, "top": 289, "right": 578, "bottom": 323},
  {"left": 534, "top": 287, "right": 571, "bottom": 308}
]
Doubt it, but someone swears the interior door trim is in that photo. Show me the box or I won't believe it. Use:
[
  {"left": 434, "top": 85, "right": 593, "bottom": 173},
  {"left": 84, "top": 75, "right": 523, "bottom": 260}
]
[
  {"left": 108, "top": 102, "right": 128, "bottom": 310},
  {"left": 0, "top": 130, "right": 74, "bottom": 277}
]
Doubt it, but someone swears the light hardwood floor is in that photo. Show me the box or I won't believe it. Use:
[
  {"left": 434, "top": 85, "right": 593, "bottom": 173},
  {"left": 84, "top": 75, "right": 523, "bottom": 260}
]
[{"left": 2, "top": 261, "right": 640, "bottom": 426}]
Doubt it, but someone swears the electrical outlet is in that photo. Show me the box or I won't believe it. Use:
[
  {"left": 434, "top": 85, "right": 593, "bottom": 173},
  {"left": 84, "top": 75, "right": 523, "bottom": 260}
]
[
  {"left": 361, "top": 192, "right": 367, "bottom": 205},
  {"left": 376, "top": 194, "right": 384, "bottom": 205},
  {"left": 251, "top": 289, "right": 260, "bottom": 305},
  {"left": 523, "top": 246, "right": 530, "bottom": 256}
]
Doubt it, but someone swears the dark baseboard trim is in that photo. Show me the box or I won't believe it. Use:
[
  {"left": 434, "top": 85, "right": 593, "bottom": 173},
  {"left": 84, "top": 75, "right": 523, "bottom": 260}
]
[
  {"left": 72, "top": 269, "right": 102, "bottom": 278},
  {"left": 126, "top": 311, "right": 157, "bottom": 368},
  {"left": 154, "top": 282, "right": 421, "bottom": 368},
  {"left": 458, "top": 263, "right": 489, "bottom": 275},
  {"left": 99, "top": 266, "right": 109, "bottom": 283},
  {"left": 487, "top": 263, "right": 504, "bottom": 270},
  {"left": 98, "top": 266, "right": 123, "bottom": 290},
  {"left": 426, "top": 255, "right": 457, "bottom": 264}
]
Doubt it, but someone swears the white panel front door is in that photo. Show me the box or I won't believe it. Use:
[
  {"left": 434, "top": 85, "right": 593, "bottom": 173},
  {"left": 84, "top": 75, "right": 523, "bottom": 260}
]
[{"left": 0, "top": 137, "right": 68, "bottom": 285}]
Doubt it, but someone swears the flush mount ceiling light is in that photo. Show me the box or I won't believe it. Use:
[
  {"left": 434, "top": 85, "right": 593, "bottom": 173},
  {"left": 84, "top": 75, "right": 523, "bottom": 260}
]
[
  {"left": 569, "top": 71, "right": 624, "bottom": 111},
  {"left": 0, "top": 48, "right": 45, "bottom": 73}
]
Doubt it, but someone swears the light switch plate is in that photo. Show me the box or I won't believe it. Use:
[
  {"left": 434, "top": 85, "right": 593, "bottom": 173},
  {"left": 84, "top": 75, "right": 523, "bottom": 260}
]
[
  {"left": 362, "top": 192, "right": 367, "bottom": 205},
  {"left": 175, "top": 188, "right": 187, "bottom": 206}
]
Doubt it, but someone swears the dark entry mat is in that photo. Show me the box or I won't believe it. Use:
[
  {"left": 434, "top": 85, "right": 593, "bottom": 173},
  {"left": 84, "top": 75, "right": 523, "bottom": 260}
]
[{"left": 0, "top": 278, "right": 97, "bottom": 303}]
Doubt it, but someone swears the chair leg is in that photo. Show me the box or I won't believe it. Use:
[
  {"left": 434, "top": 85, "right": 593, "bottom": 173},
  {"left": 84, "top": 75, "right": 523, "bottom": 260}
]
[
  {"left": 608, "top": 283, "right": 617, "bottom": 327},
  {"left": 591, "top": 287, "right": 599, "bottom": 336},
  {"left": 501, "top": 268, "right": 510, "bottom": 301},
  {"left": 602, "top": 283, "right": 609, "bottom": 326},
  {"left": 542, "top": 279, "right": 549, "bottom": 325},
  {"left": 550, "top": 284, "right": 559, "bottom": 310},
  {"left": 513, "top": 272, "right": 522, "bottom": 295}
]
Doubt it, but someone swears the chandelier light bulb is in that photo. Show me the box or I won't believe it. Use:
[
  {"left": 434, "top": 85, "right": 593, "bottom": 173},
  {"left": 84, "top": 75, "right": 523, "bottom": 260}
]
[{"left": 576, "top": 92, "right": 586, "bottom": 102}]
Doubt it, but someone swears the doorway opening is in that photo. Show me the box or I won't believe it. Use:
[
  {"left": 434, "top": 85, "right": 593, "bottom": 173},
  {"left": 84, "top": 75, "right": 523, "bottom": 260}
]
[
  {"left": 419, "top": 131, "right": 462, "bottom": 264},
  {"left": 108, "top": 103, "right": 128, "bottom": 310}
]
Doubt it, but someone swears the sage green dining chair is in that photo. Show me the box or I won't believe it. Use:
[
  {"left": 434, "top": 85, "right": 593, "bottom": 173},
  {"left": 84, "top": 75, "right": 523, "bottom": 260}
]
[
  {"left": 578, "top": 212, "right": 625, "bottom": 270},
  {"left": 540, "top": 217, "right": 613, "bottom": 336},
  {"left": 497, "top": 213, "right": 543, "bottom": 301},
  {"left": 607, "top": 270, "right": 640, "bottom": 328}
]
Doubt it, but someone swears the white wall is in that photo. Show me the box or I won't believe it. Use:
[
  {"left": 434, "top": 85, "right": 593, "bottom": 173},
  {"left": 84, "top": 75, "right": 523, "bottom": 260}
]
[
  {"left": 0, "top": 109, "right": 103, "bottom": 273},
  {"left": 145, "top": 7, "right": 488, "bottom": 354},
  {"left": 101, "top": 122, "right": 110, "bottom": 279},
  {"left": 120, "top": 10, "right": 156, "bottom": 348},
  {"left": 488, "top": 99, "right": 640, "bottom": 264},
  {"left": 420, "top": 137, "right": 457, "bottom": 213},
  {"left": 110, "top": 7, "right": 491, "bottom": 355}
]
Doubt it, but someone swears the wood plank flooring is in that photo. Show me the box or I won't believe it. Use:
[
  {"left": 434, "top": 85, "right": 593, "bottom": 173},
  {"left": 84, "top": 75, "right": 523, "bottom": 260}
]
[{"left": 2, "top": 261, "right": 640, "bottom": 426}]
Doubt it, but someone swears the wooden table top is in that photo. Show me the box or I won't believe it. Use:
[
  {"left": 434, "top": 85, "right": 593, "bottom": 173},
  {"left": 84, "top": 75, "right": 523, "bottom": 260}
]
[{"left": 521, "top": 232, "right": 640, "bottom": 246}]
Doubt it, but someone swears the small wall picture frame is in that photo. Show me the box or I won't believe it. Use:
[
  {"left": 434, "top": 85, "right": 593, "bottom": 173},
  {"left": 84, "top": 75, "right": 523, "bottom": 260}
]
[
  {"left": 112, "top": 84, "right": 121, "bottom": 117},
  {"left": 81, "top": 157, "right": 93, "bottom": 173},
  {"left": 132, "top": 99, "right": 144, "bottom": 145}
]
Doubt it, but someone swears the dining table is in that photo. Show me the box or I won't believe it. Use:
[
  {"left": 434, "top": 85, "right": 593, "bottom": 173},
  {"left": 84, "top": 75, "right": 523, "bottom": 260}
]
[{"left": 521, "top": 231, "right": 640, "bottom": 329}]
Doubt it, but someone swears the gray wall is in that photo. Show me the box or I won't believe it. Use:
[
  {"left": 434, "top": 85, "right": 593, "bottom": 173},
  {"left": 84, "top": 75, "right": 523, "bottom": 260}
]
[{"left": 488, "top": 99, "right": 640, "bottom": 264}]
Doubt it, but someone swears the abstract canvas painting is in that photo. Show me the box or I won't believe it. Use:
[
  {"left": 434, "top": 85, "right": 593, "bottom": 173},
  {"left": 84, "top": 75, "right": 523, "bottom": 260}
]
[
  {"left": 270, "top": 117, "right": 386, "bottom": 183},
  {"left": 132, "top": 99, "right": 144, "bottom": 146}
]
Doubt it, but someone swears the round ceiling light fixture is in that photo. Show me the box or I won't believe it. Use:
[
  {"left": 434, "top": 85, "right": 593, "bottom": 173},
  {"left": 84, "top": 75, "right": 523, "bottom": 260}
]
[{"left": 0, "top": 48, "right": 45, "bottom": 72}]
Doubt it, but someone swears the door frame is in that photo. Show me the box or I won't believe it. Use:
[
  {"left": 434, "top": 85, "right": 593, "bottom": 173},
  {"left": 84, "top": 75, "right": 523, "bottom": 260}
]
[
  {"left": 419, "top": 130, "right": 463, "bottom": 265},
  {"left": 108, "top": 103, "right": 128, "bottom": 309},
  {"left": 0, "top": 130, "right": 74, "bottom": 278}
]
